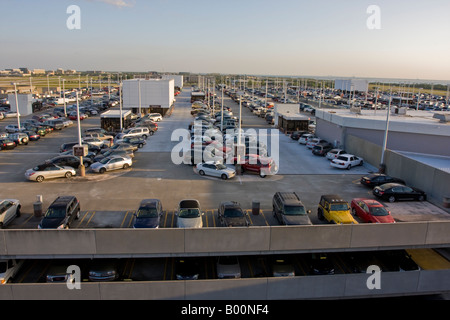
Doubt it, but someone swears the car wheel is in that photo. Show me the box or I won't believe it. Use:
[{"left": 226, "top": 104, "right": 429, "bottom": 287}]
[
  {"left": 388, "top": 196, "right": 396, "bottom": 203},
  {"left": 16, "top": 206, "right": 21, "bottom": 217},
  {"left": 36, "top": 175, "right": 44, "bottom": 183},
  {"left": 138, "top": 143, "right": 143, "bottom": 148},
  {"left": 199, "top": 170, "right": 205, "bottom": 176},
  {"left": 65, "top": 172, "right": 72, "bottom": 178},
  {"left": 99, "top": 167, "right": 106, "bottom": 174},
  {"left": 346, "top": 164, "right": 351, "bottom": 170},
  {"left": 142, "top": 135, "right": 148, "bottom": 140},
  {"left": 351, "top": 208, "right": 357, "bottom": 216},
  {"left": 418, "top": 195, "right": 425, "bottom": 201},
  {"left": 221, "top": 174, "right": 228, "bottom": 180},
  {"left": 360, "top": 160, "right": 364, "bottom": 166},
  {"left": 260, "top": 171, "right": 266, "bottom": 178},
  {"left": 318, "top": 209, "right": 324, "bottom": 221},
  {"left": 123, "top": 163, "right": 130, "bottom": 169},
  {"left": 76, "top": 210, "right": 80, "bottom": 220}
]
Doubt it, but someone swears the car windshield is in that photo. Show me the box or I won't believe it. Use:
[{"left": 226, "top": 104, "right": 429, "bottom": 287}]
[
  {"left": 216, "top": 164, "right": 227, "bottom": 170},
  {"left": 369, "top": 206, "right": 389, "bottom": 216},
  {"left": 330, "top": 203, "right": 349, "bottom": 211},
  {"left": 137, "top": 207, "right": 159, "bottom": 218},
  {"left": 44, "top": 207, "right": 66, "bottom": 218},
  {"left": 284, "top": 205, "right": 306, "bottom": 215},
  {"left": 179, "top": 208, "right": 201, "bottom": 218},
  {"left": 99, "top": 157, "right": 112, "bottom": 164},
  {"left": 224, "top": 208, "right": 244, "bottom": 218}
]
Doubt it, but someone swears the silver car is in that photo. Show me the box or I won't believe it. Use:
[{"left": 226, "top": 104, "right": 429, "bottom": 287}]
[
  {"left": 196, "top": 162, "right": 236, "bottom": 180},
  {"left": 90, "top": 156, "right": 132, "bottom": 174},
  {"left": 0, "top": 199, "right": 21, "bottom": 229},
  {"left": 25, "top": 163, "right": 76, "bottom": 182},
  {"left": 216, "top": 256, "right": 241, "bottom": 279}
]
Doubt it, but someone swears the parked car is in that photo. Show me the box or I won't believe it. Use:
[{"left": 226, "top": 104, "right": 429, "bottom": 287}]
[
  {"left": 325, "top": 149, "right": 347, "bottom": 160},
  {"left": 272, "top": 192, "right": 312, "bottom": 225},
  {"left": 94, "top": 149, "right": 133, "bottom": 162},
  {"left": 116, "top": 136, "right": 146, "bottom": 148},
  {"left": 0, "top": 139, "right": 16, "bottom": 150},
  {"left": 351, "top": 198, "right": 395, "bottom": 223},
  {"left": 46, "top": 261, "right": 79, "bottom": 283},
  {"left": 271, "top": 256, "right": 295, "bottom": 277},
  {"left": 0, "top": 199, "right": 21, "bottom": 229},
  {"left": 45, "top": 155, "right": 93, "bottom": 169},
  {"left": 115, "top": 127, "right": 150, "bottom": 140},
  {"left": 23, "top": 130, "right": 40, "bottom": 141},
  {"left": 38, "top": 196, "right": 80, "bottom": 229},
  {"left": 216, "top": 256, "right": 241, "bottom": 279},
  {"left": 330, "top": 154, "right": 364, "bottom": 170},
  {"left": 377, "top": 250, "right": 420, "bottom": 272},
  {"left": 290, "top": 131, "right": 308, "bottom": 141},
  {"left": 4, "top": 124, "right": 21, "bottom": 133},
  {"left": 82, "top": 137, "right": 110, "bottom": 149},
  {"left": 60, "top": 142, "right": 101, "bottom": 154},
  {"left": 373, "top": 183, "right": 427, "bottom": 203},
  {"left": 175, "top": 258, "right": 200, "bottom": 280},
  {"left": 217, "top": 201, "right": 250, "bottom": 227},
  {"left": 147, "top": 113, "right": 162, "bottom": 122},
  {"left": 83, "top": 132, "right": 114, "bottom": 141},
  {"left": 317, "top": 194, "right": 358, "bottom": 224},
  {"left": 176, "top": 199, "right": 203, "bottom": 228},
  {"left": 307, "top": 253, "right": 335, "bottom": 275},
  {"left": 306, "top": 138, "right": 328, "bottom": 149},
  {"left": 298, "top": 133, "right": 315, "bottom": 144},
  {"left": 88, "top": 259, "right": 119, "bottom": 282},
  {"left": 196, "top": 162, "right": 236, "bottom": 180},
  {"left": 8, "top": 132, "right": 29, "bottom": 145},
  {"left": 101, "top": 142, "right": 137, "bottom": 154},
  {"left": 25, "top": 163, "right": 76, "bottom": 183},
  {"left": 90, "top": 156, "right": 132, "bottom": 174},
  {"left": 0, "top": 259, "right": 24, "bottom": 284},
  {"left": 360, "top": 173, "right": 405, "bottom": 188},
  {"left": 312, "top": 143, "right": 334, "bottom": 156},
  {"left": 132, "top": 199, "right": 163, "bottom": 228},
  {"left": 233, "top": 154, "right": 278, "bottom": 178}
]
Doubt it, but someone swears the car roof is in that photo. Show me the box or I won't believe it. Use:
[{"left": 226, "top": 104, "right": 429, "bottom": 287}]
[
  {"left": 139, "top": 199, "right": 160, "bottom": 208},
  {"left": 275, "top": 192, "right": 302, "bottom": 205},
  {"left": 179, "top": 199, "right": 200, "bottom": 208},
  {"left": 321, "top": 194, "right": 347, "bottom": 202},
  {"left": 50, "top": 196, "right": 76, "bottom": 207},
  {"left": 220, "top": 201, "right": 241, "bottom": 208}
]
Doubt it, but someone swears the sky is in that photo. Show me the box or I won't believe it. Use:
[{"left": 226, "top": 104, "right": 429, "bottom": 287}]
[{"left": 1, "top": 0, "right": 450, "bottom": 81}]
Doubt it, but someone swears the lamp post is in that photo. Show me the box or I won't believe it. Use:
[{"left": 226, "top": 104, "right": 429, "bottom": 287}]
[
  {"left": 13, "top": 83, "right": 20, "bottom": 131},
  {"left": 62, "top": 79, "right": 67, "bottom": 117},
  {"left": 380, "top": 88, "right": 392, "bottom": 173}
]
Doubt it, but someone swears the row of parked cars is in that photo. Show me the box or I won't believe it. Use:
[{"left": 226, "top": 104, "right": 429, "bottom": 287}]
[{"left": 291, "top": 130, "right": 365, "bottom": 170}]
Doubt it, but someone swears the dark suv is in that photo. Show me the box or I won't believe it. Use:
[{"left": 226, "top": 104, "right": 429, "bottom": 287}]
[
  {"left": 38, "top": 196, "right": 80, "bottom": 229},
  {"left": 312, "top": 143, "right": 334, "bottom": 156},
  {"left": 272, "top": 192, "right": 312, "bottom": 225}
]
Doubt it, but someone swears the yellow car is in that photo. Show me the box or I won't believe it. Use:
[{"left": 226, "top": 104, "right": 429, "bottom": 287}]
[{"left": 317, "top": 195, "right": 358, "bottom": 224}]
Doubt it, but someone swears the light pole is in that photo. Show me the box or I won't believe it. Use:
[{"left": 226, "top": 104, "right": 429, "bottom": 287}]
[
  {"left": 62, "top": 79, "right": 67, "bottom": 117},
  {"left": 76, "top": 92, "right": 85, "bottom": 177},
  {"left": 13, "top": 83, "right": 20, "bottom": 131},
  {"left": 380, "top": 88, "right": 392, "bottom": 172}
]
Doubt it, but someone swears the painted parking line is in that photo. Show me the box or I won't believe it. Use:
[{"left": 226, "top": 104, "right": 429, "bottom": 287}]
[{"left": 75, "top": 211, "right": 90, "bottom": 228}]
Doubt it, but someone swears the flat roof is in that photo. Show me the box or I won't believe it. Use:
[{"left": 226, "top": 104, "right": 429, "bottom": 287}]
[
  {"left": 396, "top": 151, "right": 450, "bottom": 174},
  {"left": 316, "top": 108, "right": 450, "bottom": 137}
]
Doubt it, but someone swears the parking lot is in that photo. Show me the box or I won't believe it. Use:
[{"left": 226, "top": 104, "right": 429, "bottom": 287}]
[{"left": 1, "top": 88, "right": 449, "bottom": 232}]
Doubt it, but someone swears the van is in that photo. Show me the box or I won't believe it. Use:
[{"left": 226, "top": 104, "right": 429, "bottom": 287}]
[
  {"left": 0, "top": 259, "right": 24, "bottom": 284},
  {"left": 43, "top": 120, "right": 64, "bottom": 130},
  {"left": 114, "top": 127, "right": 150, "bottom": 141},
  {"left": 272, "top": 192, "right": 312, "bottom": 225}
]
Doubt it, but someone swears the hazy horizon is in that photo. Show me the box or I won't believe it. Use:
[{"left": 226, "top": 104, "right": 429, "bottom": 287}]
[{"left": 1, "top": 0, "right": 449, "bottom": 82}]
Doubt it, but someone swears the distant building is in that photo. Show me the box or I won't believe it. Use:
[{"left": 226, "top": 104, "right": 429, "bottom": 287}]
[
  {"left": 122, "top": 79, "right": 175, "bottom": 116},
  {"left": 334, "top": 79, "right": 368, "bottom": 92},
  {"left": 32, "top": 69, "right": 46, "bottom": 75},
  {"left": 161, "top": 74, "right": 183, "bottom": 90}
]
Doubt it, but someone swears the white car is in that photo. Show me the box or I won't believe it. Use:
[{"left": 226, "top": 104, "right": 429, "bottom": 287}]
[
  {"left": 216, "top": 256, "right": 241, "bottom": 279},
  {"left": 330, "top": 154, "right": 364, "bottom": 170},
  {"left": 0, "top": 199, "right": 21, "bottom": 229},
  {"left": 176, "top": 199, "right": 203, "bottom": 228},
  {"left": 196, "top": 162, "right": 236, "bottom": 180},
  {"left": 326, "top": 149, "right": 347, "bottom": 160},
  {"left": 0, "top": 259, "right": 23, "bottom": 284},
  {"left": 90, "top": 156, "right": 132, "bottom": 174},
  {"left": 298, "top": 134, "right": 315, "bottom": 145},
  {"left": 25, "top": 163, "right": 76, "bottom": 182},
  {"left": 5, "top": 125, "right": 20, "bottom": 133},
  {"left": 306, "top": 138, "right": 328, "bottom": 149},
  {"left": 148, "top": 113, "right": 162, "bottom": 122}
]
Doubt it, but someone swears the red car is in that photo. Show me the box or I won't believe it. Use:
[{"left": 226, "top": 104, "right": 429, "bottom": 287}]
[
  {"left": 351, "top": 198, "right": 395, "bottom": 223},
  {"left": 233, "top": 154, "right": 278, "bottom": 178}
]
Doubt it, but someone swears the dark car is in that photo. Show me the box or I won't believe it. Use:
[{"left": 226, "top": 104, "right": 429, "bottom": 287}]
[
  {"left": 377, "top": 250, "right": 420, "bottom": 272},
  {"left": 175, "top": 258, "right": 200, "bottom": 280},
  {"left": 290, "top": 131, "right": 308, "bottom": 141},
  {"left": 217, "top": 201, "right": 250, "bottom": 227},
  {"left": 360, "top": 173, "right": 405, "bottom": 188},
  {"left": 0, "top": 139, "right": 16, "bottom": 150},
  {"left": 117, "top": 136, "right": 146, "bottom": 148},
  {"left": 312, "top": 143, "right": 334, "bottom": 156},
  {"left": 93, "top": 149, "right": 134, "bottom": 162},
  {"left": 38, "top": 196, "right": 80, "bottom": 229},
  {"left": 307, "top": 253, "right": 335, "bottom": 275},
  {"left": 373, "top": 183, "right": 427, "bottom": 203},
  {"left": 60, "top": 142, "right": 101, "bottom": 154},
  {"left": 132, "top": 199, "right": 163, "bottom": 228},
  {"left": 23, "top": 131, "right": 40, "bottom": 141},
  {"left": 272, "top": 192, "right": 312, "bottom": 225},
  {"left": 46, "top": 155, "right": 93, "bottom": 169}
]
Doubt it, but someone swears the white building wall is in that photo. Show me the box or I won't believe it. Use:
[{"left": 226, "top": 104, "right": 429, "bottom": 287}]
[
  {"left": 161, "top": 74, "right": 183, "bottom": 88},
  {"left": 334, "top": 79, "right": 368, "bottom": 92},
  {"left": 123, "top": 79, "right": 174, "bottom": 110},
  {"left": 7, "top": 94, "right": 33, "bottom": 116}
]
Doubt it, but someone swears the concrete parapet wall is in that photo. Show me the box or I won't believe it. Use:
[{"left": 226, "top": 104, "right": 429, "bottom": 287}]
[
  {"left": 1, "top": 270, "right": 449, "bottom": 300},
  {"left": 1, "top": 221, "right": 450, "bottom": 258}
]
